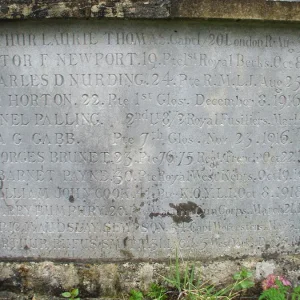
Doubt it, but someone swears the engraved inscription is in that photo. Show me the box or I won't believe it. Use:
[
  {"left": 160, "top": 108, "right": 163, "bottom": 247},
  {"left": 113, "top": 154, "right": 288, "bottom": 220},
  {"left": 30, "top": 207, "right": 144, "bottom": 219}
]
[{"left": 1, "top": 20, "right": 300, "bottom": 260}]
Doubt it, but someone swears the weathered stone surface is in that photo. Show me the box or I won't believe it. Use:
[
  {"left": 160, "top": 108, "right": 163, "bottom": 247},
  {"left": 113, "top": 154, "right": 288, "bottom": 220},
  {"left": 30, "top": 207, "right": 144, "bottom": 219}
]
[
  {"left": 171, "top": 0, "right": 300, "bottom": 21},
  {"left": 1, "top": 0, "right": 300, "bottom": 21},
  {"left": 0, "top": 257, "right": 299, "bottom": 298},
  {"left": 0, "top": 1, "right": 299, "bottom": 299},
  {"left": 0, "top": 20, "right": 300, "bottom": 262},
  {"left": 0, "top": 2, "right": 299, "bottom": 300},
  {"left": 0, "top": 0, "right": 171, "bottom": 19}
]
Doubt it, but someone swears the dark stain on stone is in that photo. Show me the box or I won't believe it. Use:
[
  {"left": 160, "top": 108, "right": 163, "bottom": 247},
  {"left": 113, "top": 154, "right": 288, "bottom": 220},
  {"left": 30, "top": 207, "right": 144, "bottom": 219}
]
[
  {"left": 149, "top": 212, "right": 173, "bottom": 219},
  {"left": 171, "top": 214, "right": 192, "bottom": 223},
  {"left": 69, "top": 195, "right": 75, "bottom": 203},
  {"left": 23, "top": 245, "right": 29, "bottom": 250},
  {"left": 97, "top": 5, "right": 106, "bottom": 18},
  {"left": 170, "top": 201, "right": 205, "bottom": 219},
  {"left": 262, "top": 251, "right": 279, "bottom": 260},
  {"left": 123, "top": 236, "right": 128, "bottom": 247},
  {"left": 265, "top": 244, "right": 270, "bottom": 250},
  {"left": 149, "top": 201, "right": 205, "bottom": 224},
  {"left": 0, "top": 178, "right": 5, "bottom": 200},
  {"left": 60, "top": 9, "right": 71, "bottom": 18},
  {"left": 10, "top": 11, "right": 24, "bottom": 18},
  {"left": 1, "top": 6, "right": 9, "bottom": 14},
  {"left": 120, "top": 249, "right": 133, "bottom": 259},
  {"left": 30, "top": 6, "right": 49, "bottom": 18}
]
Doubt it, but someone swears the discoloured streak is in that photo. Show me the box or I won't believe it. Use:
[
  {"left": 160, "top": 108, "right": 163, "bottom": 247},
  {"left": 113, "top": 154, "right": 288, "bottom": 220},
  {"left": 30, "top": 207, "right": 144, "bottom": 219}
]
[
  {"left": 123, "top": 236, "right": 128, "bottom": 247},
  {"left": 0, "top": 178, "right": 8, "bottom": 205},
  {"left": 169, "top": 201, "right": 205, "bottom": 223},
  {"left": 149, "top": 201, "right": 205, "bottom": 224}
]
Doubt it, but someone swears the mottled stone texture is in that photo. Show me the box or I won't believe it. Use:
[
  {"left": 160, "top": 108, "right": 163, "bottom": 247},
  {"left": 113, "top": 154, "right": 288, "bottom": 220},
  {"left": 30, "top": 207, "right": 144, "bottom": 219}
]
[
  {"left": 1, "top": 0, "right": 300, "bottom": 20},
  {"left": 0, "top": 257, "right": 300, "bottom": 299},
  {"left": 0, "top": 0, "right": 171, "bottom": 19},
  {"left": 172, "top": 0, "right": 300, "bottom": 22}
]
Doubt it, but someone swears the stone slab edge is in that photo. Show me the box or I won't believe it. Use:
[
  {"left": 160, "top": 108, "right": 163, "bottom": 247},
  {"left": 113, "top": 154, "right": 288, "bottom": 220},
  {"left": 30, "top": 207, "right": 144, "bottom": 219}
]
[
  {"left": 1, "top": 0, "right": 300, "bottom": 22},
  {"left": 1, "top": 256, "right": 300, "bottom": 298}
]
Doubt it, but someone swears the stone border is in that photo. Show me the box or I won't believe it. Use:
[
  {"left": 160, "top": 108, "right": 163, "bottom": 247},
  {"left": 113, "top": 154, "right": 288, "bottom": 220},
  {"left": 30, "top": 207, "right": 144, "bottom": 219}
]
[
  {"left": 0, "top": 256, "right": 300, "bottom": 299},
  {"left": 1, "top": 0, "right": 300, "bottom": 21}
]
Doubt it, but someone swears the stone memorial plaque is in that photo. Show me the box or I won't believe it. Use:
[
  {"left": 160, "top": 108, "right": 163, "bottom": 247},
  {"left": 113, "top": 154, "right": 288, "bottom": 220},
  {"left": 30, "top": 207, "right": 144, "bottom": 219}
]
[{"left": 0, "top": 20, "right": 300, "bottom": 260}]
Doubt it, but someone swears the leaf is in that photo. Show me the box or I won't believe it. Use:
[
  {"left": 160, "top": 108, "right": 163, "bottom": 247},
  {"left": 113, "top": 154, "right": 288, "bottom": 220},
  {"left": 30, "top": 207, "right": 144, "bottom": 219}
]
[
  {"left": 129, "top": 289, "right": 143, "bottom": 300},
  {"left": 293, "top": 286, "right": 300, "bottom": 293},
  {"left": 242, "top": 269, "right": 252, "bottom": 278},
  {"left": 259, "top": 287, "right": 286, "bottom": 300},
  {"left": 233, "top": 273, "right": 242, "bottom": 280},
  {"left": 240, "top": 280, "right": 254, "bottom": 289},
  {"left": 62, "top": 292, "right": 72, "bottom": 298},
  {"left": 71, "top": 289, "right": 79, "bottom": 297},
  {"left": 291, "top": 285, "right": 300, "bottom": 299},
  {"left": 147, "top": 283, "right": 167, "bottom": 300},
  {"left": 234, "top": 268, "right": 252, "bottom": 281}
]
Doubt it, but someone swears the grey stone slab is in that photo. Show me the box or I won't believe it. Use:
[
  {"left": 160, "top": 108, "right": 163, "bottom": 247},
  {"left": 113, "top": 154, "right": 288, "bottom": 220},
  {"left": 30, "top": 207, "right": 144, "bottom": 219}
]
[{"left": 0, "top": 20, "right": 300, "bottom": 261}]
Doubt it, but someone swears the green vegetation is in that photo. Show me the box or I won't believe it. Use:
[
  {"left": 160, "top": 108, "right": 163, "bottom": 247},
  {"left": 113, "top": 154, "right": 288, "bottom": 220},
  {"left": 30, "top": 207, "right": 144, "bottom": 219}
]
[
  {"left": 146, "top": 283, "right": 167, "bottom": 300},
  {"left": 259, "top": 275, "right": 300, "bottom": 300},
  {"left": 61, "top": 288, "right": 80, "bottom": 300},
  {"left": 33, "top": 258, "right": 300, "bottom": 299},
  {"left": 128, "top": 253, "right": 255, "bottom": 299},
  {"left": 129, "top": 289, "right": 144, "bottom": 300}
]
